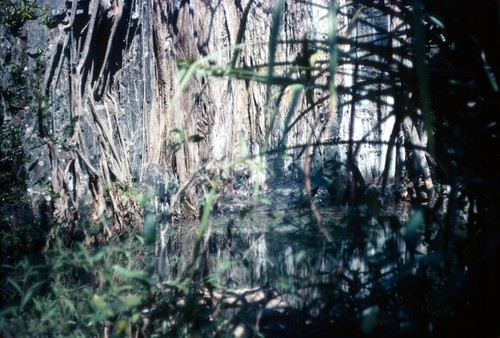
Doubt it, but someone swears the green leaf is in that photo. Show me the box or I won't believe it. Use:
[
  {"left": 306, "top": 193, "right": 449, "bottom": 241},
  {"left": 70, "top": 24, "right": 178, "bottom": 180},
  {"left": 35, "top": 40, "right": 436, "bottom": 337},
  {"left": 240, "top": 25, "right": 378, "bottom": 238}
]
[
  {"left": 131, "top": 312, "right": 141, "bottom": 323},
  {"left": 43, "top": 306, "right": 57, "bottom": 320},
  {"left": 115, "top": 319, "right": 128, "bottom": 335},
  {"left": 112, "top": 265, "right": 145, "bottom": 279},
  {"left": 427, "top": 15, "right": 445, "bottom": 28},
  {"left": 295, "top": 250, "right": 308, "bottom": 264},
  {"left": 0, "top": 306, "right": 18, "bottom": 317},
  {"left": 20, "top": 289, "right": 33, "bottom": 309},
  {"left": 143, "top": 212, "right": 157, "bottom": 245},
  {"left": 92, "top": 249, "right": 106, "bottom": 263},
  {"left": 116, "top": 285, "right": 135, "bottom": 293},
  {"left": 33, "top": 298, "right": 43, "bottom": 312},
  {"left": 260, "top": 197, "right": 272, "bottom": 206},
  {"left": 79, "top": 242, "right": 94, "bottom": 266},
  {"left": 238, "top": 134, "right": 248, "bottom": 158},
  {"left": 361, "top": 306, "right": 380, "bottom": 334},
  {"left": 91, "top": 294, "right": 114, "bottom": 319},
  {"left": 118, "top": 294, "right": 143, "bottom": 312},
  {"left": 188, "top": 134, "right": 204, "bottom": 143},
  {"left": 405, "top": 208, "right": 424, "bottom": 238},
  {"left": 112, "top": 265, "right": 153, "bottom": 287},
  {"left": 62, "top": 297, "right": 76, "bottom": 313},
  {"left": 6, "top": 277, "right": 22, "bottom": 294},
  {"left": 217, "top": 261, "right": 233, "bottom": 273},
  {"left": 171, "top": 128, "right": 185, "bottom": 139},
  {"left": 177, "top": 67, "right": 188, "bottom": 82},
  {"left": 135, "top": 233, "right": 145, "bottom": 245}
]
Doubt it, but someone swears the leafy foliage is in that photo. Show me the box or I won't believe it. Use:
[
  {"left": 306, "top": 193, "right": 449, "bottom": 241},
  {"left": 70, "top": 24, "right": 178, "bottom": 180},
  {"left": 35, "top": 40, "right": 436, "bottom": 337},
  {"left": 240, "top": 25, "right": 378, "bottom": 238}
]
[
  {"left": 0, "top": 233, "right": 156, "bottom": 337},
  {"left": 0, "top": 0, "right": 45, "bottom": 29}
]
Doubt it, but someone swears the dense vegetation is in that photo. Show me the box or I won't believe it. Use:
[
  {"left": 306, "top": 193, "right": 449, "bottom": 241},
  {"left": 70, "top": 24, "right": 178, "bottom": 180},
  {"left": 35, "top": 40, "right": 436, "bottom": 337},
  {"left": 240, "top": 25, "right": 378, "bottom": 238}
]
[{"left": 1, "top": 0, "right": 499, "bottom": 337}]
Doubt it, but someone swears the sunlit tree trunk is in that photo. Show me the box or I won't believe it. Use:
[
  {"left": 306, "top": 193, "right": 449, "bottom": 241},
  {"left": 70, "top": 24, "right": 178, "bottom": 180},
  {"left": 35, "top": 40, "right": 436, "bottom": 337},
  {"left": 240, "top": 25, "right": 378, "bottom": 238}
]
[
  {"left": 35, "top": 0, "right": 328, "bottom": 238},
  {"left": 3, "top": 0, "right": 441, "bottom": 241}
]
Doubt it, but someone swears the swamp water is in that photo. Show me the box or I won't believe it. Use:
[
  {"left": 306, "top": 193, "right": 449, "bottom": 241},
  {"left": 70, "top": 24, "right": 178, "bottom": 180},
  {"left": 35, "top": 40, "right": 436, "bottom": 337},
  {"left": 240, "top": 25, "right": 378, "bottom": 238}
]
[{"left": 154, "top": 207, "right": 426, "bottom": 336}]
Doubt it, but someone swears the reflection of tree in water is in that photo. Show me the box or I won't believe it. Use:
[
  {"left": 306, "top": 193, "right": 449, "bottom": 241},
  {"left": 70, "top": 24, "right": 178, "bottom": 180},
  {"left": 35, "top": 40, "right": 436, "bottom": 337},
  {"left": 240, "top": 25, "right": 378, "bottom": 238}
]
[{"left": 155, "top": 207, "right": 432, "bottom": 336}]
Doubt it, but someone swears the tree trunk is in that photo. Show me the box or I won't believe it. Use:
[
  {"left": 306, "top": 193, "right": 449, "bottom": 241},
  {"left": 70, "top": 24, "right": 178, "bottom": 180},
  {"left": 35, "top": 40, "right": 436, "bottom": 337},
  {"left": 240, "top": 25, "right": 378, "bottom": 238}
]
[
  {"left": 25, "top": 0, "right": 333, "bottom": 236},
  {"left": 1, "top": 0, "right": 436, "bottom": 240},
  {"left": 402, "top": 116, "right": 435, "bottom": 206}
]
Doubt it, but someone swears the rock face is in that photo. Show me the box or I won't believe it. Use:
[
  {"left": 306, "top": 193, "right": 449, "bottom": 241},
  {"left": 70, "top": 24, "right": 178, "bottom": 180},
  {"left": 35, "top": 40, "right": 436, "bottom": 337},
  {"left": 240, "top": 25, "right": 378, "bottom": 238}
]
[{"left": 1, "top": 0, "right": 429, "bottom": 234}]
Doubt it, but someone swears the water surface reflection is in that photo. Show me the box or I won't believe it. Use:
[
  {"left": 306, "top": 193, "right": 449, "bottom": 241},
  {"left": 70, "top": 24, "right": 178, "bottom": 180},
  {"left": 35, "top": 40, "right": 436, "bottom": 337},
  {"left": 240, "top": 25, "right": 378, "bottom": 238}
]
[{"left": 155, "top": 207, "right": 426, "bottom": 336}]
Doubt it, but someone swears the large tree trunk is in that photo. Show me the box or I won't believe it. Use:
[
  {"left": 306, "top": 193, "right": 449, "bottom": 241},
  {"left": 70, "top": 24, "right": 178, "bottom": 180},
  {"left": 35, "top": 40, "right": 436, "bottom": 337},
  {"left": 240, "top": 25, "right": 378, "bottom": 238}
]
[
  {"left": 27, "top": 0, "right": 334, "bottom": 238},
  {"left": 1, "top": 0, "right": 436, "bottom": 241}
]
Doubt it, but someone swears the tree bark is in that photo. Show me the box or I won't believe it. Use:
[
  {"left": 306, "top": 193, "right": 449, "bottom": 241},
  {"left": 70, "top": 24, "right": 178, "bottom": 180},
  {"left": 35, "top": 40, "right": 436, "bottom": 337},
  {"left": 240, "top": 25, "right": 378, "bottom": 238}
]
[{"left": 402, "top": 116, "right": 435, "bottom": 205}]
